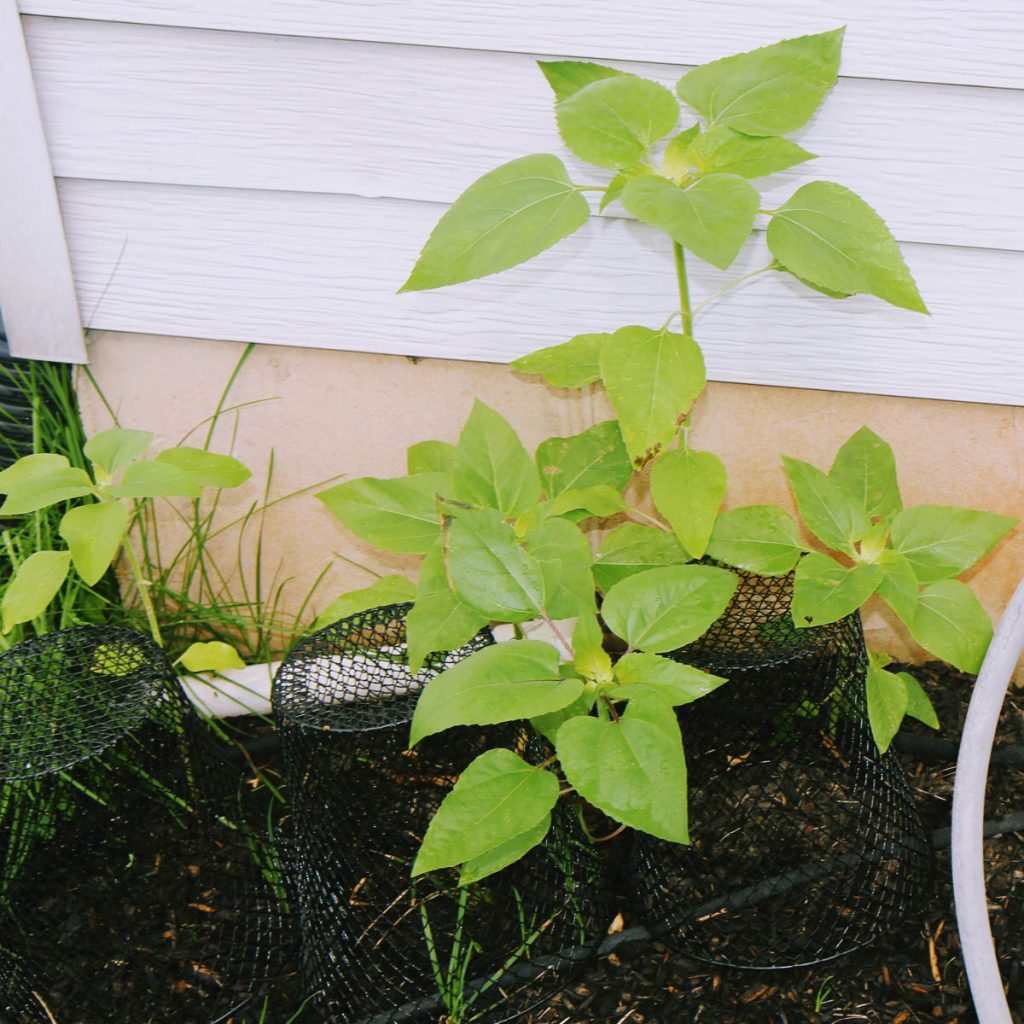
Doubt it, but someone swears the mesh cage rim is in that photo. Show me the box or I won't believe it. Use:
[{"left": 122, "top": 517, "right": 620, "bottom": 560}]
[
  {"left": 271, "top": 602, "right": 494, "bottom": 732},
  {"left": 0, "top": 625, "right": 174, "bottom": 780}
]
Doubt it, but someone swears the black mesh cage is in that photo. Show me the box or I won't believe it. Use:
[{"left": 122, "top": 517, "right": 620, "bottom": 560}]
[
  {"left": 0, "top": 626, "right": 282, "bottom": 1023},
  {"left": 272, "top": 604, "right": 611, "bottom": 1024},
  {"left": 627, "top": 568, "right": 932, "bottom": 969}
]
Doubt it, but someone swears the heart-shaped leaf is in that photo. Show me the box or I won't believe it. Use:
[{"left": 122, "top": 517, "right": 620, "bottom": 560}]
[
  {"left": 84, "top": 428, "right": 153, "bottom": 475},
  {"left": 558, "top": 696, "right": 688, "bottom": 842},
  {"left": 2, "top": 551, "right": 72, "bottom": 633},
  {"left": 58, "top": 501, "right": 130, "bottom": 586},
  {"left": 556, "top": 75, "right": 679, "bottom": 169},
  {"left": 413, "top": 749, "right": 559, "bottom": 875},
  {"left": 602, "top": 564, "right": 737, "bottom": 653},
  {"left": 621, "top": 173, "right": 759, "bottom": 270}
]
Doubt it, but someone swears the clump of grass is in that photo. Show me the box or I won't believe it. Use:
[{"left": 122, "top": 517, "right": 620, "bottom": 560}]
[{"left": 77, "top": 345, "right": 336, "bottom": 664}]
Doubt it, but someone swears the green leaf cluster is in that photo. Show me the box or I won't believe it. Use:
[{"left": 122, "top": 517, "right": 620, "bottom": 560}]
[
  {"left": 316, "top": 29, "right": 1012, "bottom": 886},
  {"left": 400, "top": 28, "right": 924, "bottom": 312},
  {"left": 0, "top": 428, "right": 252, "bottom": 633},
  {"left": 318, "top": 394, "right": 741, "bottom": 880}
]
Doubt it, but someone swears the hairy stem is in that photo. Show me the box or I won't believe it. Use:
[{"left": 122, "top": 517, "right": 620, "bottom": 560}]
[
  {"left": 541, "top": 612, "right": 575, "bottom": 660},
  {"left": 673, "top": 242, "right": 693, "bottom": 337},
  {"left": 693, "top": 263, "right": 776, "bottom": 319}
]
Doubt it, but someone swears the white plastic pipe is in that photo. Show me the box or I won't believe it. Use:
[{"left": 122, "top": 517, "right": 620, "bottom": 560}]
[{"left": 951, "top": 576, "right": 1024, "bottom": 1024}]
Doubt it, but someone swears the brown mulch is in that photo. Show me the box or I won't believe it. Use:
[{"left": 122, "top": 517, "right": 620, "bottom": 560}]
[
  {"left": 518, "top": 663, "right": 1023, "bottom": 1024},
  {"left": 6, "top": 664, "right": 1019, "bottom": 1023}
]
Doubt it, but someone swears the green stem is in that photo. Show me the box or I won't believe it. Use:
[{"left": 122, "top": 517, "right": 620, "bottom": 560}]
[
  {"left": 122, "top": 534, "right": 163, "bottom": 646},
  {"left": 693, "top": 264, "right": 776, "bottom": 320},
  {"left": 673, "top": 242, "right": 693, "bottom": 337},
  {"left": 626, "top": 505, "right": 673, "bottom": 532}
]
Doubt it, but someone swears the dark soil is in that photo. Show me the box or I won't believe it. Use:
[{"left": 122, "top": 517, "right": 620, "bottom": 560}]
[
  {"left": 516, "top": 664, "right": 1023, "bottom": 1024},
  {"left": 3, "top": 663, "right": 1020, "bottom": 1024}
]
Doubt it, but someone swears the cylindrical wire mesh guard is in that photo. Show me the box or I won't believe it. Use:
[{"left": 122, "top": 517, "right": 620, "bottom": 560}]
[
  {"left": 628, "top": 569, "right": 932, "bottom": 969},
  {"left": 0, "top": 626, "right": 283, "bottom": 1023},
  {"left": 272, "top": 604, "right": 610, "bottom": 1024}
]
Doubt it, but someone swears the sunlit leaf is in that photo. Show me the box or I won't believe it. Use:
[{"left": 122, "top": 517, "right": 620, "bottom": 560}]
[
  {"left": 511, "top": 333, "right": 610, "bottom": 389},
  {"left": 317, "top": 473, "right": 446, "bottom": 554},
  {"left": 2, "top": 551, "right": 71, "bottom": 633},
  {"left": 452, "top": 401, "right": 541, "bottom": 518},
  {"left": 155, "top": 447, "right": 252, "bottom": 489},
  {"left": 602, "top": 564, "right": 737, "bottom": 653},
  {"left": 412, "top": 749, "right": 559, "bottom": 875},
  {"left": 400, "top": 155, "right": 590, "bottom": 291},
  {"left": 677, "top": 29, "right": 844, "bottom": 136},
  {"left": 84, "top": 428, "right": 153, "bottom": 474},
  {"left": 600, "top": 325, "right": 705, "bottom": 463},
  {"left": 556, "top": 75, "right": 679, "bottom": 169},
  {"left": 621, "top": 173, "right": 759, "bottom": 270},
  {"left": 705, "top": 505, "right": 803, "bottom": 575},
  {"left": 769, "top": 182, "right": 928, "bottom": 313},
  {"left": 558, "top": 695, "right": 689, "bottom": 842},
  {"left": 650, "top": 448, "right": 726, "bottom": 558},
  {"left": 58, "top": 501, "right": 130, "bottom": 585}
]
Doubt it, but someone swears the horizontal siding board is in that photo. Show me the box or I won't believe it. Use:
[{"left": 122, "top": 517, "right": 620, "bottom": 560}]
[
  {"left": 17, "top": 0, "right": 1024, "bottom": 89},
  {"left": 58, "top": 179, "right": 1024, "bottom": 405},
  {"left": 0, "top": 0, "right": 85, "bottom": 361},
  {"left": 24, "top": 17, "right": 1024, "bottom": 252}
]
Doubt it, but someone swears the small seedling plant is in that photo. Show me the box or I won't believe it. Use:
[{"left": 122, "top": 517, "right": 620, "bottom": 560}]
[
  {"left": 0, "top": 425, "right": 251, "bottom": 664},
  {"left": 319, "top": 29, "right": 1016, "bottom": 885}
]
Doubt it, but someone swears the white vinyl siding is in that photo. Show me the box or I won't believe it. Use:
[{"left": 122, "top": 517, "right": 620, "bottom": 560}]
[{"left": 6, "top": 3, "right": 1024, "bottom": 402}]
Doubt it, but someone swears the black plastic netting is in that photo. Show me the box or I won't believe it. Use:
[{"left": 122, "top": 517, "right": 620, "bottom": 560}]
[
  {"left": 0, "top": 626, "right": 284, "bottom": 1023},
  {"left": 628, "top": 568, "right": 932, "bottom": 969},
  {"left": 272, "top": 604, "right": 611, "bottom": 1024}
]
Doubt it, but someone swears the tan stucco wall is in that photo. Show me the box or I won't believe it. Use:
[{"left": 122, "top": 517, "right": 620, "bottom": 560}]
[{"left": 77, "top": 331, "right": 1024, "bottom": 669}]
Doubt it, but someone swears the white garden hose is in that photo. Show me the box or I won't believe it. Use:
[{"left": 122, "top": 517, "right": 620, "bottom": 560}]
[{"left": 951, "top": 576, "right": 1024, "bottom": 1024}]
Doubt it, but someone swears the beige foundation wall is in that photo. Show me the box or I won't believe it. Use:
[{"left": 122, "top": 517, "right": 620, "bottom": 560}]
[{"left": 77, "top": 331, "right": 1024, "bottom": 673}]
